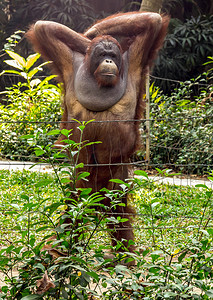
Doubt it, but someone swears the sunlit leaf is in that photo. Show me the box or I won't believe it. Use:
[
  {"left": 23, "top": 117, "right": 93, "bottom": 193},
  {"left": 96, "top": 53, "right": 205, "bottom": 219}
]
[
  {"left": 5, "top": 50, "right": 26, "bottom": 66},
  {"left": 134, "top": 170, "right": 148, "bottom": 178},
  {"left": 4, "top": 59, "right": 23, "bottom": 70},
  {"left": 21, "top": 295, "right": 40, "bottom": 300},
  {"left": 47, "top": 129, "right": 61, "bottom": 135},
  {"left": 35, "top": 149, "right": 45, "bottom": 156},
  {"left": 109, "top": 179, "right": 125, "bottom": 184},
  {"left": 35, "top": 179, "right": 53, "bottom": 187},
  {"left": 25, "top": 53, "right": 40, "bottom": 70}
]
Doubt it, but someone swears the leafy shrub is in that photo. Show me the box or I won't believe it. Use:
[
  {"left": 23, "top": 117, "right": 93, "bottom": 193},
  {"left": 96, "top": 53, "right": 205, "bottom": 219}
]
[
  {"left": 23, "top": 0, "right": 96, "bottom": 33},
  {"left": 0, "top": 50, "right": 61, "bottom": 161},
  {"left": 154, "top": 15, "right": 213, "bottom": 93},
  {"left": 149, "top": 71, "right": 213, "bottom": 174},
  {"left": 0, "top": 128, "right": 212, "bottom": 299},
  {"left": 0, "top": 126, "right": 137, "bottom": 299}
]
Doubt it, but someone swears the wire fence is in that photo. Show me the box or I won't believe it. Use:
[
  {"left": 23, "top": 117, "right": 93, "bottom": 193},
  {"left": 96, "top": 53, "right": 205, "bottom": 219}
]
[{"left": 0, "top": 73, "right": 212, "bottom": 248}]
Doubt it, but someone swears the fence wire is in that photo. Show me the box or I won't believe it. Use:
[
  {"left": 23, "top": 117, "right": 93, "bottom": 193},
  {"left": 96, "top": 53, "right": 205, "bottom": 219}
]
[{"left": 0, "top": 74, "right": 212, "bottom": 244}]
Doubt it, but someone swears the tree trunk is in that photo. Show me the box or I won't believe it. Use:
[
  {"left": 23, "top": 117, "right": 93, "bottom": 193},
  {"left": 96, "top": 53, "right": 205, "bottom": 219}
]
[
  {"left": 210, "top": 0, "right": 213, "bottom": 14},
  {"left": 140, "top": 0, "right": 164, "bottom": 13}
]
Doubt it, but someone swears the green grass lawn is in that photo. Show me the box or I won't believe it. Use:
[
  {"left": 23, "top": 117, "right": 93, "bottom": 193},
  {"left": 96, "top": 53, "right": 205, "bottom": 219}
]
[
  {"left": 0, "top": 170, "right": 63, "bottom": 243},
  {"left": 0, "top": 169, "right": 213, "bottom": 299},
  {"left": 134, "top": 181, "right": 213, "bottom": 252},
  {"left": 0, "top": 169, "right": 212, "bottom": 250}
]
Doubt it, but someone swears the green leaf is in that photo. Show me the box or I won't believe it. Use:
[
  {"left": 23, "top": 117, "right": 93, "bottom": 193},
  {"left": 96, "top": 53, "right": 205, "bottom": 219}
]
[
  {"left": 142, "top": 249, "right": 150, "bottom": 257},
  {"left": 119, "top": 218, "right": 129, "bottom": 222},
  {"left": 5, "top": 50, "right": 26, "bottom": 66},
  {"left": 77, "top": 172, "right": 90, "bottom": 180},
  {"left": 61, "top": 178, "right": 71, "bottom": 184},
  {"left": 0, "top": 69, "right": 22, "bottom": 76},
  {"left": 78, "top": 125, "right": 85, "bottom": 131},
  {"left": 109, "top": 179, "right": 125, "bottom": 184},
  {"left": 154, "top": 96, "right": 162, "bottom": 103},
  {"left": 156, "top": 168, "right": 164, "bottom": 175},
  {"left": 21, "top": 295, "right": 40, "bottom": 300},
  {"left": 47, "top": 129, "right": 61, "bottom": 135},
  {"left": 205, "top": 290, "right": 213, "bottom": 298},
  {"left": 21, "top": 134, "right": 34, "bottom": 139},
  {"left": 36, "top": 226, "right": 50, "bottom": 233},
  {"left": 44, "top": 202, "right": 65, "bottom": 215},
  {"left": 76, "top": 163, "right": 84, "bottom": 168},
  {"left": 206, "top": 191, "right": 212, "bottom": 198},
  {"left": 102, "top": 282, "right": 107, "bottom": 288},
  {"left": 134, "top": 170, "right": 148, "bottom": 178},
  {"left": 164, "top": 292, "right": 177, "bottom": 297},
  {"left": 84, "top": 141, "right": 102, "bottom": 147},
  {"left": 207, "top": 228, "right": 213, "bottom": 236},
  {"left": 35, "top": 149, "right": 45, "bottom": 156},
  {"left": 4, "top": 59, "right": 23, "bottom": 70},
  {"left": 55, "top": 227, "right": 65, "bottom": 233},
  {"left": 61, "top": 139, "right": 76, "bottom": 144},
  {"left": 37, "top": 75, "right": 57, "bottom": 89},
  {"left": 25, "top": 53, "right": 40, "bottom": 70},
  {"left": 86, "top": 271, "right": 99, "bottom": 281},
  {"left": 35, "top": 263, "right": 45, "bottom": 271},
  {"left": 35, "top": 179, "right": 53, "bottom": 188},
  {"left": 61, "top": 129, "right": 71, "bottom": 137},
  {"left": 195, "top": 184, "right": 209, "bottom": 189},
  {"left": 79, "top": 188, "right": 92, "bottom": 196},
  {"left": 151, "top": 202, "right": 160, "bottom": 209},
  {"left": 178, "top": 251, "right": 187, "bottom": 263},
  {"left": 28, "top": 68, "right": 39, "bottom": 79}
]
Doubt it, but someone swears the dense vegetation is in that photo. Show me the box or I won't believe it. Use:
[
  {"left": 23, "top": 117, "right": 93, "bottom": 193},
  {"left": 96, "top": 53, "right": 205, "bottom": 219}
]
[
  {"left": 1, "top": 50, "right": 212, "bottom": 174},
  {"left": 0, "top": 161, "right": 212, "bottom": 298},
  {"left": 153, "top": 15, "right": 213, "bottom": 93},
  {"left": 0, "top": 51, "right": 61, "bottom": 161},
  {"left": 0, "top": 0, "right": 212, "bottom": 92},
  {"left": 0, "top": 1, "right": 212, "bottom": 299},
  {"left": 149, "top": 62, "right": 213, "bottom": 174}
]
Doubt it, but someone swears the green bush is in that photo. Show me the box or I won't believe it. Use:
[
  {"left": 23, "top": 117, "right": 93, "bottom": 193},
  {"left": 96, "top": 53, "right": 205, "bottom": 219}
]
[
  {"left": 0, "top": 127, "right": 138, "bottom": 299},
  {"left": 0, "top": 51, "right": 61, "bottom": 160},
  {"left": 149, "top": 71, "right": 213, "bottom": 174},
  {"left": 0, "top": 133, "right": 212, "bottom": 299},
  {"left": 154, "top": 15, "right": 213, "bottom": 93}
]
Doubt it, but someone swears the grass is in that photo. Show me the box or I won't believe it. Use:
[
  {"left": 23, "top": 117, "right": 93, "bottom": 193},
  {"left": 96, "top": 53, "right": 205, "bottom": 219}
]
[
  {"left": 0, "top": 170, "right": 63, "bottom": 243},
  {"left": 0, "top": 169, "right": 213, "bottom": 299},
  {"left": 0, "top": 169, "right": 212, "bottom": 250},
  {"left": 134, "top": 182, "right": 213, "bottom": 251}
]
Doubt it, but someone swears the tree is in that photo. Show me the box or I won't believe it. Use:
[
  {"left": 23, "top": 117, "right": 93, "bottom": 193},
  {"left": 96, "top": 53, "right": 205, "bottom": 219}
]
[{"left": 140, "top": 0, "right": 164, "bottom": 13}]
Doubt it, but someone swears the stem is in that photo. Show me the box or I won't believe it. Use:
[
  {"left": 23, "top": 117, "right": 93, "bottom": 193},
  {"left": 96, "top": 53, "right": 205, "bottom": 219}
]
[
  {"left": 39, "top": 211, "right": 60, "bottom": 240},
  {"left": 84, "top": 212, "right": 107, "bottom": 251},
  {"left": 187, "top": 190, "right": 212, "bottom": 286},
  {"left": 196, "top": 192, "right": 212, "bottom": 239},
  {"left": 149, "top": 202, "right": 156, "bottom": 247},
  {"left": 27, "top": 196, "right": 30, "bottom": 252},
  {"left": 71, "top": 127, "right": 84, "bottom": 191},
  {"left": 68, "top": 207, "right": 82, "bottom": 256},
  {"left": 50, "top": 158, "right": 67, "bottom": 197},
  {"left": 165, "top": 254, "right": 173, "bottom": 285}
]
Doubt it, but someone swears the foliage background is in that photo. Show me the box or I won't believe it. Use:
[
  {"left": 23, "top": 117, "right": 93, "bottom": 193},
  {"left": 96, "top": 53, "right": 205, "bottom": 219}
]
[
  {"left": 0, "top": 1, "right": 213, "bottom": 298},
  {"left": 0, "top": 0, "right": 213, "bottom": 92},
  {"left": 149, "top": 69, "right": 213, "bottom": 174}
]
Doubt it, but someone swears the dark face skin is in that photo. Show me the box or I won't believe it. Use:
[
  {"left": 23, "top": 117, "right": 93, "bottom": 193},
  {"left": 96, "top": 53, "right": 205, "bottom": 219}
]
[{"left": 89, "top": 39, "right": 122, "bottom": 87}]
